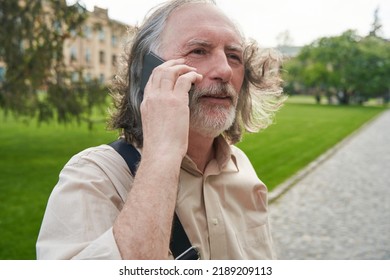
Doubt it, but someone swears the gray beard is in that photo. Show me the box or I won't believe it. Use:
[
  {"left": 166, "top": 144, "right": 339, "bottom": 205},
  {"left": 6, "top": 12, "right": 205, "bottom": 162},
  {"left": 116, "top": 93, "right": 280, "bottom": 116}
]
[{"left": 188, "top": 83, "right": 238, "bottom": 138}]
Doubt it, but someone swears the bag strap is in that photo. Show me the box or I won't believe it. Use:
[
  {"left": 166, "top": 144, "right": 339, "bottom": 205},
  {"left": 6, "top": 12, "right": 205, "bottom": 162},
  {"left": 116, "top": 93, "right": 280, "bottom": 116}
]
[
  {"left": 108, "top": 138, "right": 197, "bottom": 259},
  {"left": 108, "top": 138, "right": 141, "bottom": 175}
]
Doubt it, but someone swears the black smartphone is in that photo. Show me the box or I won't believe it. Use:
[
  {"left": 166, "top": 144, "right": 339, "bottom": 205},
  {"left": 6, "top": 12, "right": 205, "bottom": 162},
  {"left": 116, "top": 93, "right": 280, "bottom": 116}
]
[
  {"left": 175, "top": 246, "right": 200, "bottom": 260},
  {"left": 140, "top": 52, "right": 165, "bottom": 94}
]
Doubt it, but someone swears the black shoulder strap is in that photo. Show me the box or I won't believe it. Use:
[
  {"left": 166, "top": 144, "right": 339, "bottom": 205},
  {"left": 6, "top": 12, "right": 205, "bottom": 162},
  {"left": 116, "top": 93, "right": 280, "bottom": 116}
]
[
  {"left": 108, "top": 138, "right": 197, "bottom": 260},
  {"left": 109, "top": 138, "right": 141, "bottom": 175}
]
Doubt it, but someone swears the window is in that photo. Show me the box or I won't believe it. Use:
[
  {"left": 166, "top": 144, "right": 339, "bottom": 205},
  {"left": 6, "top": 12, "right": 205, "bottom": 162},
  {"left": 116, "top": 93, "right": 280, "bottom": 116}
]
[
  {"left": 99, "top": 73, "right": 105, "bottom": 84},
  {"left": 111, "top": 35, "right": 117, "bottom": 46},
  {"left": 98, "top": 28, "right": 105, "bottom": 41},
  {"left": 84, "top": 73, "right": 91, "bottom": 82},
  {"left": 70, "top": 46, "right": 77, "bottom": 62},
  {"left": 85, "top": 48, "right": 91, "bottom": 63},
  {"left": 70, "top": 28, "right": 77, "bottom": 37},
  {"left": 112, "top": 55, "right": 117, "bottom": 66},
  {"left": 71, "top": 72, "right": 79, "bottom": 82},
  {"left": 84, "top": 25, "right": 92, "bottom": 39},
  {"left": 99, "top": 51, "right": 105, "bottom": 64},
  {"left": 53, "top": 20, "right": 62, "bottom": 35}
]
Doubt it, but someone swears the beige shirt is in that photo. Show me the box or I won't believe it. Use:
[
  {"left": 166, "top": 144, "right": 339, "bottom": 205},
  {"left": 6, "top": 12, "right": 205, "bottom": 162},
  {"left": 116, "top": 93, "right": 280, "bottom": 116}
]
[{"left": 36, "top": 136, "right": 275, "bottom": 260}]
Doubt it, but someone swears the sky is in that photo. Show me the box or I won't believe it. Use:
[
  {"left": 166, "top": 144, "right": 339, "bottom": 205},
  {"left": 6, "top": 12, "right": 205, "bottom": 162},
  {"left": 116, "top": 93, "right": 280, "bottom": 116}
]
[{"left": 68, "top": 0, "right": 390, "bottom": 47}]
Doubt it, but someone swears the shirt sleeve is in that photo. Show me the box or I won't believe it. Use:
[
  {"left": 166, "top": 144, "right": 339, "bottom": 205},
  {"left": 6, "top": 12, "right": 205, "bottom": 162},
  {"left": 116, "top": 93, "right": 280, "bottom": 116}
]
[
  {"left": 72, "top": 227, "right": 122, "bottom": 260},
  {"left": 36, "top": 147, "right": 130, "bottom": 260}
]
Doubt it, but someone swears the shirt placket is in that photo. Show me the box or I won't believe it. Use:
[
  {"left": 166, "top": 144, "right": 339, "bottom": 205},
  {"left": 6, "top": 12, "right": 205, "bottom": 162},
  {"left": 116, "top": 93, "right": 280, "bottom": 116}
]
[{"left": 203, "top": 163, "right": 228, "bottom": 259}]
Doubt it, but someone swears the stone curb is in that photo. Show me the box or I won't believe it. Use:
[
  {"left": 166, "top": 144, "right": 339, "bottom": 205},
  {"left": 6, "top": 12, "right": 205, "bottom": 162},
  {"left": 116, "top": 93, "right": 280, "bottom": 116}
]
[{"left": 268, "top": 109, "right": 388, "bottom": 204}]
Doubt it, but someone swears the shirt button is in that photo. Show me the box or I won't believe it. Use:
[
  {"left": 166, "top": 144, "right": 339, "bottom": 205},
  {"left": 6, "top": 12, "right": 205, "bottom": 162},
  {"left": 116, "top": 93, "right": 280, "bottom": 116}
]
[{"left": 212, "top": 218, "right": 219, "bottom": 225}]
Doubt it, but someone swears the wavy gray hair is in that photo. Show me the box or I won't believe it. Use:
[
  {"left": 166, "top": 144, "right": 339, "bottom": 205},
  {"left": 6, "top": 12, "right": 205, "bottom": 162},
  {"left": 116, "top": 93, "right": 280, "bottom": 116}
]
[{"left": 109, "top": 0, "right": 286, "bottom": 146}]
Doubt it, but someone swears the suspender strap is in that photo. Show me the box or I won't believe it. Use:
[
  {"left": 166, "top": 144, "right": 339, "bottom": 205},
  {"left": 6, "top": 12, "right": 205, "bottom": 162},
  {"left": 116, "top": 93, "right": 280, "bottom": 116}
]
[{"left": 108, "top": 138, "right": 197, "bottom": 260}]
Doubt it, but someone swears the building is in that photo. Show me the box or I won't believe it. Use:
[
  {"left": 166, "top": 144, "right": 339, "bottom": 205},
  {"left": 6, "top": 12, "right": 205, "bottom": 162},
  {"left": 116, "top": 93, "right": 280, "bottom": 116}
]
[
  {"left": 0, "top": 4, "right": 131, "bottom": 86},
  {"left": 64, "top": 6, "right": 131, "bottom": 85}
]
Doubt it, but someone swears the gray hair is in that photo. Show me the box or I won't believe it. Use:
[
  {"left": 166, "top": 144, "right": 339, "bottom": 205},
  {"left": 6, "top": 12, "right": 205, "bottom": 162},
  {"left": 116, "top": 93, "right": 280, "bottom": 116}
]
[{"left": 109, "top": 0, "right": 285, "bottom": 147}]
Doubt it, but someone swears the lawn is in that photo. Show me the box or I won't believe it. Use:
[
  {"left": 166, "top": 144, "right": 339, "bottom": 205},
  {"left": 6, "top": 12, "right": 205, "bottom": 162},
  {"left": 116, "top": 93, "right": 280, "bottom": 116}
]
[
  {"left": 0, "top": 117, "right": 117, "bottom": 260},
  {"left": 0, "top": 101, "right": 385, "bottom": 259}
]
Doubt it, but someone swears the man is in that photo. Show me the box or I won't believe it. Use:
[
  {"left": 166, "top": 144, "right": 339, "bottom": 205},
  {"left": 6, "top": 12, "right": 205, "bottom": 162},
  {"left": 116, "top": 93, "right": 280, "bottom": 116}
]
[{"left": 36, "top": 0, "right": 285, "bottom": 259}]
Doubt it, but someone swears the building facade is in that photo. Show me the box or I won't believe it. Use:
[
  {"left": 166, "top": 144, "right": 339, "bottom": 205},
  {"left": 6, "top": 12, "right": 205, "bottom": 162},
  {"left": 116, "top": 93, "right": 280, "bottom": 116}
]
[
  {"left": 0, "top": 4, "right": 130, "bottom": 86},
  {"left": 63, "top": 6, "right": 130, "bottom": 85}
]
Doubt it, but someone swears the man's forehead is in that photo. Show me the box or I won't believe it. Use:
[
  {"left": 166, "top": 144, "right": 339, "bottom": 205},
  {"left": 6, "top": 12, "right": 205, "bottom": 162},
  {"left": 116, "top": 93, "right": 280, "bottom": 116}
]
[
  {"left": 163, "top": 3, "right": 243, "bottom": 47},
  {"left": 166, "top": 3, "right": 238, "bottom": 33}
]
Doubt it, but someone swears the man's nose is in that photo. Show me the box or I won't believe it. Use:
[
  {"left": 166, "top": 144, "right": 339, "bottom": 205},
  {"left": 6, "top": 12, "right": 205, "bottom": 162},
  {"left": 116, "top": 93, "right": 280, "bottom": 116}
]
[{"left": 209, "top": 52, "right": 233, "bottom": 83}]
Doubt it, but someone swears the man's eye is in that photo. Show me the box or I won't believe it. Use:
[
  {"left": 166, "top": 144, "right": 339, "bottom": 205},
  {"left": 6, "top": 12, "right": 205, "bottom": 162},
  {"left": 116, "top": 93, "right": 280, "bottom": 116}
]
[
  {"left": 228, "top": 54, "right": 242, "bottom": 63},
  {"left": 191, "top": 49, "right": 206, "bottom": 55}
]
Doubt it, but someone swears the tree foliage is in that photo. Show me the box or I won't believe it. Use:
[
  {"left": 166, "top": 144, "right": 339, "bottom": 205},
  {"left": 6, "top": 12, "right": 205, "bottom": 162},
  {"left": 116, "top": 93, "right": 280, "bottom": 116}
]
[
  {"left": 0, "top": 0, "right": 109, "bottom": 126},
  {"left": 283, "top": 30, "right": 390, "bottom": 105}
]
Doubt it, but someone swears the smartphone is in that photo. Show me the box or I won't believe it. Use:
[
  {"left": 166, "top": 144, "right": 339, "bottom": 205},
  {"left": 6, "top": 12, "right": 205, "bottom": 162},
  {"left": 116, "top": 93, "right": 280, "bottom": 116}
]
[
  {"left": 175, "top": 246, "right": 200, "bottom": 260},
  {"left": 140, "top": 52, "right": 165, "bottom": 94}
]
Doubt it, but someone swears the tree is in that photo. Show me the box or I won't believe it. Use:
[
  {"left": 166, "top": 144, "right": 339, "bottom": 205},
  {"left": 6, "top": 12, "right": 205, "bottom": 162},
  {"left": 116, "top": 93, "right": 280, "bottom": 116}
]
[
  {"left": 276, "top": 30, "right": 294, "bottom": 47},
  {"left": 355, "top": 36, "right": 390, "bottom": 103},
  {"left": 0, "top": 0, "right": 109, "bottom": 126},
  {"left": 283, "top": 30, "right": 390, "bottom": 105},
  {"left": 369, "top": 7, "right": 382, "bottom": 37}
]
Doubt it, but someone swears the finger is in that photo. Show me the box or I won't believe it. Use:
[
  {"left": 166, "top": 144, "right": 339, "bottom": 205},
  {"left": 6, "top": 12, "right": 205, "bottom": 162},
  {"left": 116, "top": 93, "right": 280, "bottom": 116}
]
[
  {"left": 144, "top": 58, "right": 187, "bottom": 95},
  {"left": 151, "top": 64, "right": 197, "bottom": 92},
  {"left": 160, "top": 65, "right": 198, "bottom": 92},
  {"left": 160, "top": 58, "right": 186, "bottom": 67},
  {"left": 173, "top": 72, "right": 203, "bottom": 95}
]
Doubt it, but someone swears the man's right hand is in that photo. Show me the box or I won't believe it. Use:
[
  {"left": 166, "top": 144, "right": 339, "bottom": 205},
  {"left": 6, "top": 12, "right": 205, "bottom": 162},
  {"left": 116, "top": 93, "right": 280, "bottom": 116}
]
[
  {"left": 140, "top": 58, "right": 203, "bottom": 160},
  {"left": 113, "top": 59, "right": 202, "bottom": 259}
]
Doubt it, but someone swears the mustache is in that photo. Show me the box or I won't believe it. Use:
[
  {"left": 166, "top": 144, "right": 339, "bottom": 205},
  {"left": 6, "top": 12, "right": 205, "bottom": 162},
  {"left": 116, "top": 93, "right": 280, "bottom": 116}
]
[{"left": 189, "top": 83, "right": 238, "bottom": 103}]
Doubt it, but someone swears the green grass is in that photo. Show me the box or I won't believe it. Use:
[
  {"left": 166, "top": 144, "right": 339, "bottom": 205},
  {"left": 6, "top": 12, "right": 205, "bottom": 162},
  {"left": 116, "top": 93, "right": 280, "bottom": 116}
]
[
  {"left": 0, "top": 101, "right": 385, "bottom": 259},
  {"left": 0, "top": 117, "right": 117, "bottom": 260}
]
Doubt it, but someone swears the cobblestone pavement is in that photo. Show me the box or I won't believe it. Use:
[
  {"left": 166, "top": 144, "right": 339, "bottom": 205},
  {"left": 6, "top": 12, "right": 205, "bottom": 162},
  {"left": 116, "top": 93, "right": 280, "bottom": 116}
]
[{"left": 268, "top": 110, "right": 390, "bottom": 260}]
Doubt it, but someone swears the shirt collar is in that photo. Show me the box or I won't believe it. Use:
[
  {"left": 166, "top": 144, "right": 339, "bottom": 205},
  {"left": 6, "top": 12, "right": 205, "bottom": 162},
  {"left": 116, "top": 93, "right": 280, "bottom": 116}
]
[{"left": 181, "top": 135, "right": 239, "bottom": 176}]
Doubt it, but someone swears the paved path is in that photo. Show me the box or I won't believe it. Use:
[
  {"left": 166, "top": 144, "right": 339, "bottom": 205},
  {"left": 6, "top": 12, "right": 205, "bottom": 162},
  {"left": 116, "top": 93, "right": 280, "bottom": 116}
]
[{"left": 268, "top": 110, "right": 390, "bottom": 260}]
